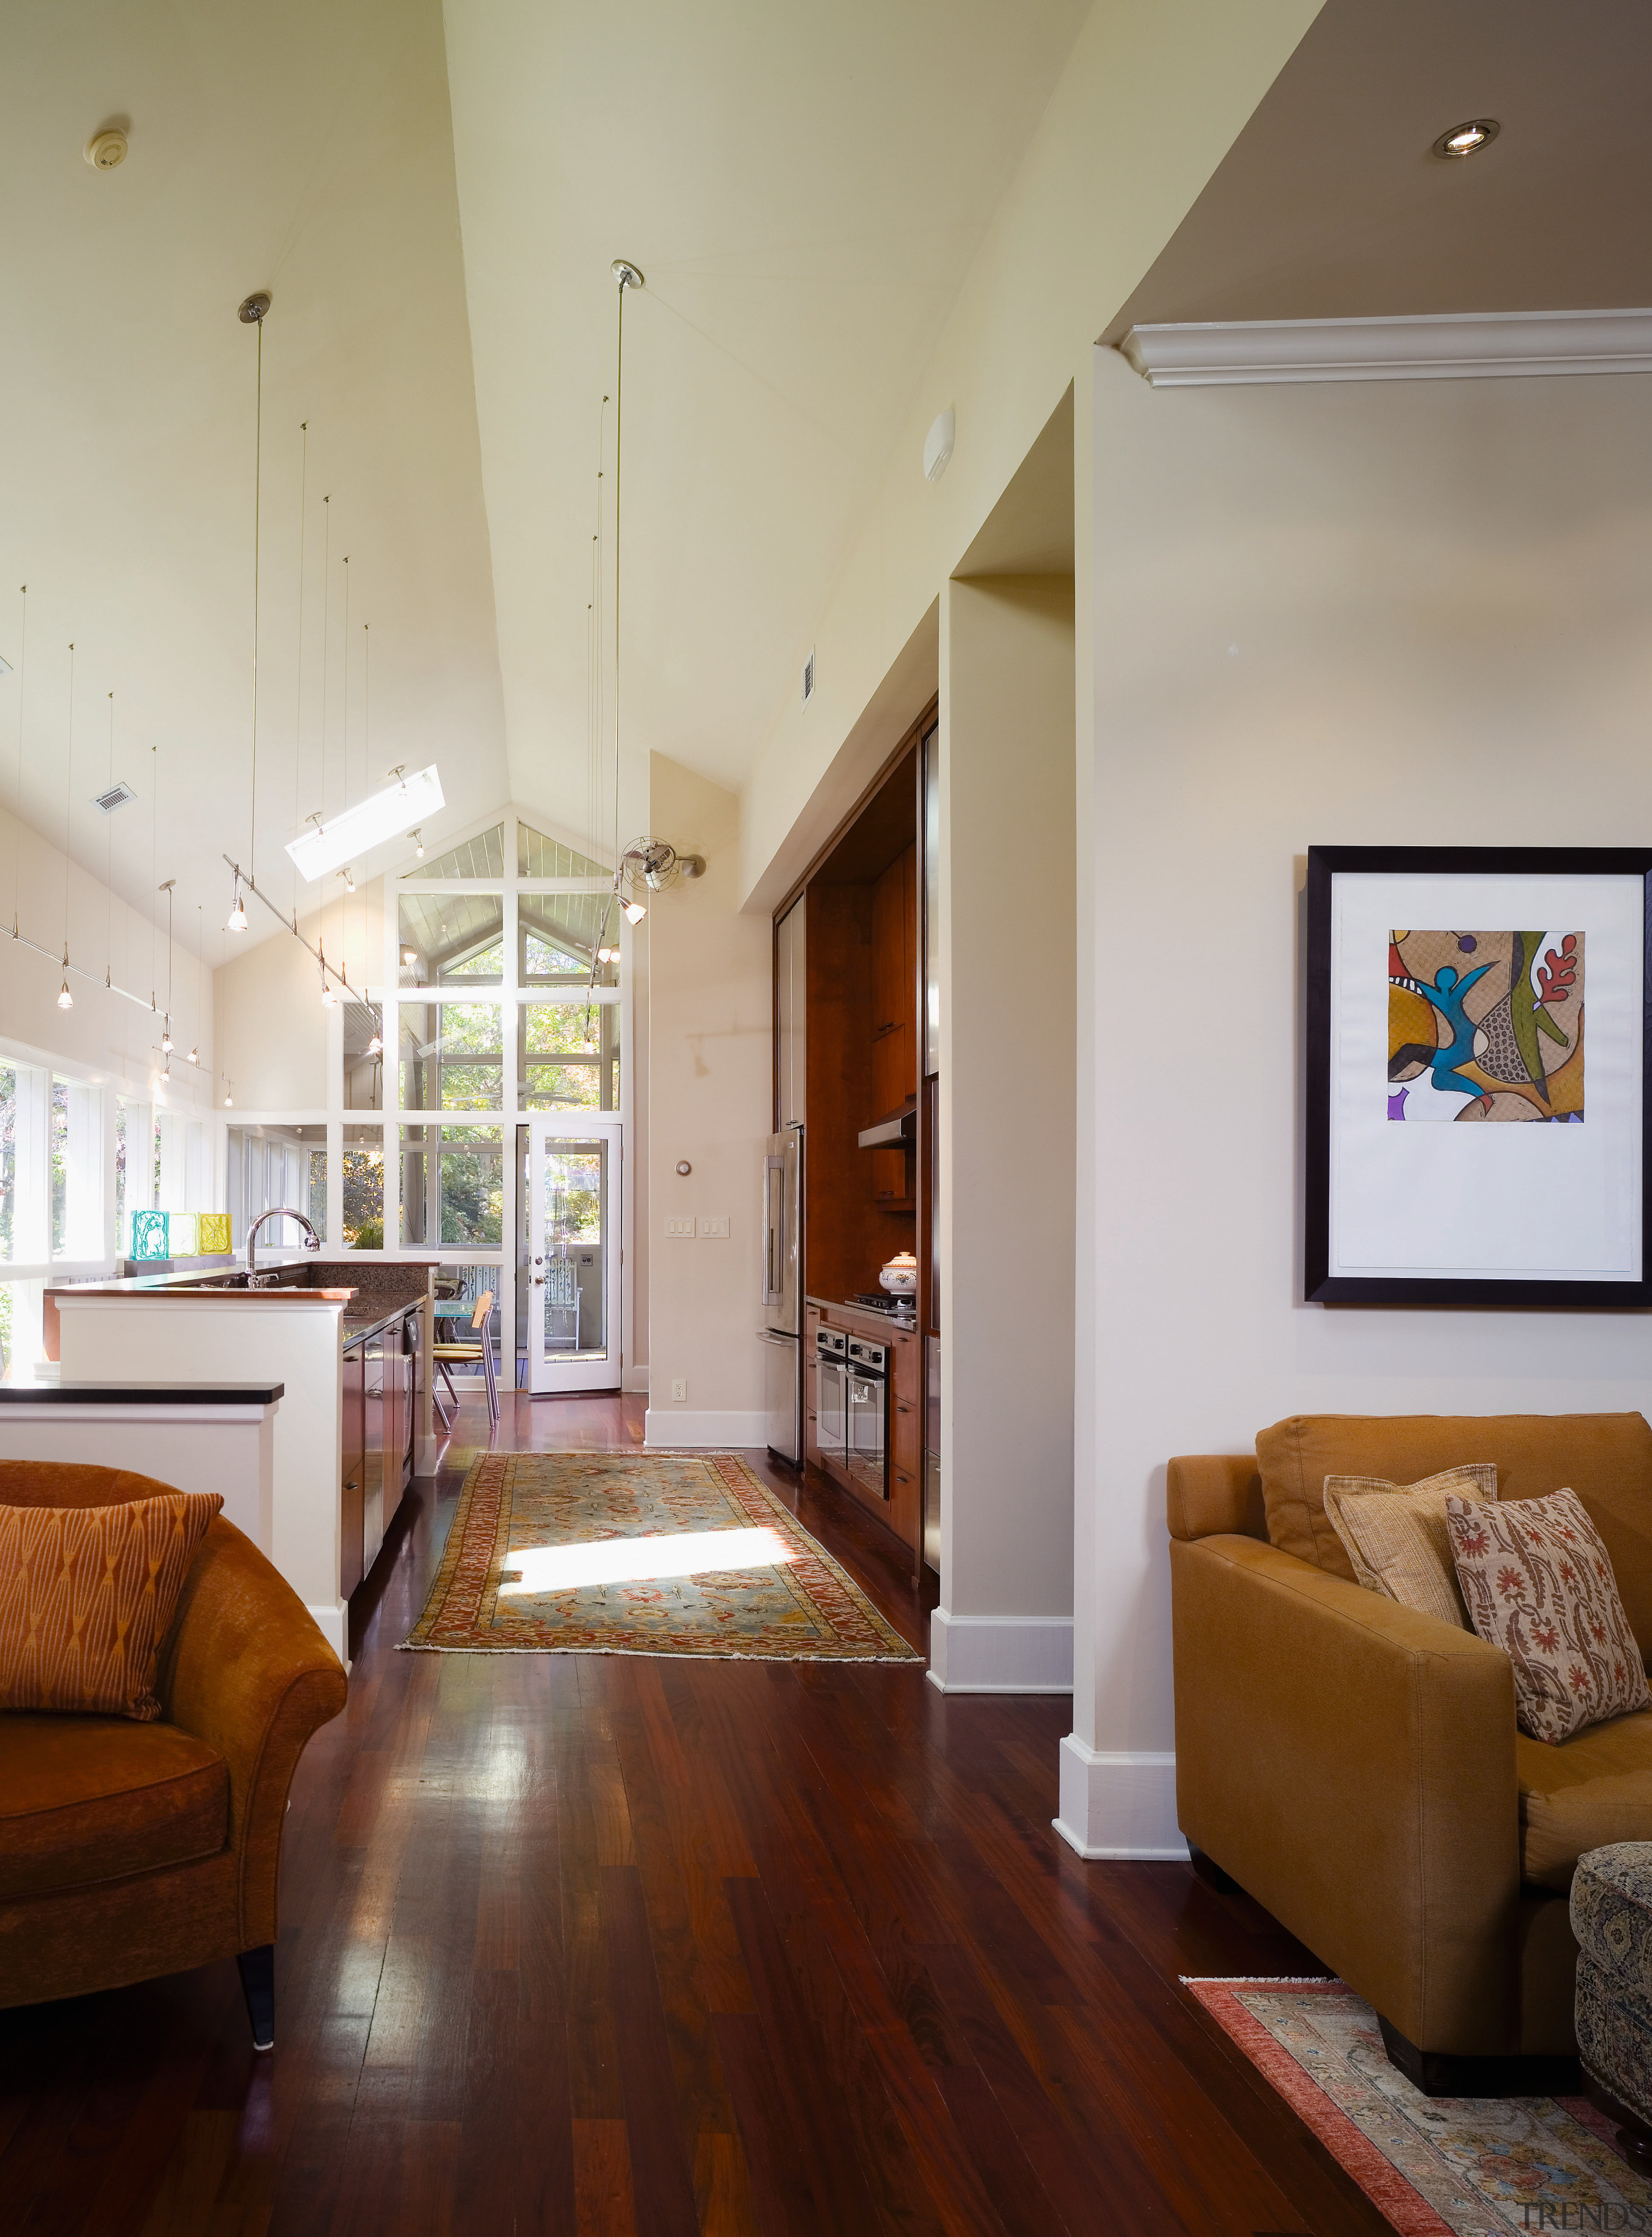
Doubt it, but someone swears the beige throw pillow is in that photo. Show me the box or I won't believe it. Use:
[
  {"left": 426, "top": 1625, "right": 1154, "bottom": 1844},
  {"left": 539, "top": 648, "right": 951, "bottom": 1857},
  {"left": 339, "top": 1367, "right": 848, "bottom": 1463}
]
[
  {"left": 1323, "top": 1464, "right": 1498, "bottom": 1631},
  {"left": 1446, "top": 1488, "right": 1650, "bottom": 1745}
]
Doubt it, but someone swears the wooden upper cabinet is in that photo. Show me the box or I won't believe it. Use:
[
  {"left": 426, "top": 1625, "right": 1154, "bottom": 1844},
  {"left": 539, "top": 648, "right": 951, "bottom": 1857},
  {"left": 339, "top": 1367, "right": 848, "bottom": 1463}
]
[
  {"left": 870, "top": 842, "right": 918, "bottom": 1116},
  {"left": 872, "top": 855, "right": 905, "bottom": 1038}
]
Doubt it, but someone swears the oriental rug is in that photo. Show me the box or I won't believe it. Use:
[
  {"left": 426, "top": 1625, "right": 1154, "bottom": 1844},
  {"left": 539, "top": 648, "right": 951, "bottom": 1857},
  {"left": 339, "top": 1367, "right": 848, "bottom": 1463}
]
[
  {"left": 401, "top": 1450, "right": 921, "bottom": 1663},
  {"left": 1186, "top": 1977, "right": 1651, "bottom": 2235}
]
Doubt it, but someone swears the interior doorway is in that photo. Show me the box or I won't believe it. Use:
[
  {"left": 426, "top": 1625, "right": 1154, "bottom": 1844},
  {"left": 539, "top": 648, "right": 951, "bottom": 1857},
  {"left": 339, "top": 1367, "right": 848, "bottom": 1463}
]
[{"left": 522, "top": 1117, "right": 623, "bottom": 1392}]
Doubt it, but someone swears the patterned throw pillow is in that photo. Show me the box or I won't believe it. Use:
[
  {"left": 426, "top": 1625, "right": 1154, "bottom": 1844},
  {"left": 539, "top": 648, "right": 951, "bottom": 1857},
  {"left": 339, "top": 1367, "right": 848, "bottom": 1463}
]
[
  {"left": 1324, "top": 1464, "right": 1498, "bottom": 1630},
  {"left": 1446, "top": 1489, "right": 1650, "bottom": 1745},
  {"left": 0, "top": 1492, "right": 222, "bottom": 1721}
]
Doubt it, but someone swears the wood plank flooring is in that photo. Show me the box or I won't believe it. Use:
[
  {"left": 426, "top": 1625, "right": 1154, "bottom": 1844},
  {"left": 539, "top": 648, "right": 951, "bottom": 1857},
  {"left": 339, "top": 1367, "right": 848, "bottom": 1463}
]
[{"left": 0, "top": 1392, "right": 1395, "bottom": 2236}]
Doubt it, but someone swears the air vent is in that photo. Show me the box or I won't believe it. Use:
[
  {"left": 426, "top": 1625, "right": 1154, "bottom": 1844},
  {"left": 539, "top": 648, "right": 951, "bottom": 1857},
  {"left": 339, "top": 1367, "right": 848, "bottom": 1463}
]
[
  {"left": 93, "top": 780, "right": 136, "bottom": 815},
  {"left": 801, "top": 649, "right": 815, "bottom": 705}
]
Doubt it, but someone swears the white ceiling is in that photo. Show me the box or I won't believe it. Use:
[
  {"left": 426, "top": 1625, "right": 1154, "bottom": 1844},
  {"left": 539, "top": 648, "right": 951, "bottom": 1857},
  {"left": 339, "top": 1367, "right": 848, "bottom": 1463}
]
[
  {"left": 0, "top": 0, "right": 507, "bottom": 962},
  {"left": 1, "top": 0, "right": 1091, "bottom": 960}
]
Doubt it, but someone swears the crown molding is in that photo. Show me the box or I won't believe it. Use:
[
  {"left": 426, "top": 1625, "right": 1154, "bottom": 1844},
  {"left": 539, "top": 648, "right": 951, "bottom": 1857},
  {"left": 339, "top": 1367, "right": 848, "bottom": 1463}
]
[{"left": 1118, "top": 308, "right": 1652, "bottom": 388}]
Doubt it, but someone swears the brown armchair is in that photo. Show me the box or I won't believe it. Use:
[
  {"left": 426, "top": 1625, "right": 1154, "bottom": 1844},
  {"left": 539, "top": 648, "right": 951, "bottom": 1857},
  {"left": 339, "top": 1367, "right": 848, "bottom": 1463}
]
[{"left": 0, "top": 1461, "right": 347, "bottom": 2048}]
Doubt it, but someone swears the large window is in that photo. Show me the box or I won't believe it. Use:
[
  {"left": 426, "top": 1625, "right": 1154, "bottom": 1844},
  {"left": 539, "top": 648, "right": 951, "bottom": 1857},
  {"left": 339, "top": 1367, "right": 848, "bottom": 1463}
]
[
  {"left": 342, "top": 1125, "right": 384, "bottom": 1249},
  {"left": 227, "top": 1124, "right": 325, "bottom": 1250},
  {"left": 399, "top": 1002, "right": 503, "bottom": 1112},
  {"left": 399, "top": 1125, "right": 502, "bottom": 1249},
  {"left": 521, "top": 1000, "right": 619, "bottom": 1110}
]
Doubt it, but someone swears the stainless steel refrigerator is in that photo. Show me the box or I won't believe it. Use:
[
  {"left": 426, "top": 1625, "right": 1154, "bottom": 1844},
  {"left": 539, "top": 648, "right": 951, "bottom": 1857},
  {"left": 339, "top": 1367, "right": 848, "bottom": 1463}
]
[{"left": 758, "top": 1124, "right": 803, "bottom": 1463}]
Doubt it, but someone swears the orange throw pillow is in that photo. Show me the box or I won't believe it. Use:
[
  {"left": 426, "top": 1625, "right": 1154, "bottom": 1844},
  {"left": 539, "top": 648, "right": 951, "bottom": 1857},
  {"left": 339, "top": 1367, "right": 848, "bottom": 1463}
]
[{"left": 0, "top": 1492, "right": 223, "bottom": 1721}]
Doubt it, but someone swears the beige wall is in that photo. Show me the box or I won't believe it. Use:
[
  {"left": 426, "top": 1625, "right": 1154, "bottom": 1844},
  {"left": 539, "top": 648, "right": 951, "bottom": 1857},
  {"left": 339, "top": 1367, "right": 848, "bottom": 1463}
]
[
  {"left": 1066, "top": 345, "right": 1652, "bottom": 1853},
  {"left": 214, "top": 882, "right": 382, "bottom": 1112},
  {"left": 737, "top": 0, "right": 1323, "bottom": 913},
  {"left": 934, "top": 576, "right": 1076, "bottom": 1688},
  {"left": 645, "top": 754, "right": 772, "bottom": 1442},
  {"left": 0, "top": 785, "right": 211, "bottom": 1117}
]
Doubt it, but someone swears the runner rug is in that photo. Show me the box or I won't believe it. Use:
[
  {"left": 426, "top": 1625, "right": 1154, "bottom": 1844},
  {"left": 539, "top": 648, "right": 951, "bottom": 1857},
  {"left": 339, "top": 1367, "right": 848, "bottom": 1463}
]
[
  {"left": 401, "top": 1450, "right": 921, "bottom": 1663},
  {"left": 1187, "top": 1976, "right": 1651, "bottom": 2235}
]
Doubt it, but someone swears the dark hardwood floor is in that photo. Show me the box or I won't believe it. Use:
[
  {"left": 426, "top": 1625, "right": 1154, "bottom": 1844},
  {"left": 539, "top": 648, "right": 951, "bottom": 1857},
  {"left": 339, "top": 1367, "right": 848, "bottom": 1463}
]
[{"left": 0, "top": 1389, "right": 1393, "bottom": 2236}]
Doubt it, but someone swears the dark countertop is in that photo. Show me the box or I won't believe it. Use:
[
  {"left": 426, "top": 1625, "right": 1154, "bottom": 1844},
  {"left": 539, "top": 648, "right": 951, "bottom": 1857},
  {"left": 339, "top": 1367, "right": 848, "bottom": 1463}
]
[
  {"left": 0, "top": 1380, "right": 285, "bottom": 1404},
  {"left": 342, "top": 1299, "right": 426, "bottom": 1350}
]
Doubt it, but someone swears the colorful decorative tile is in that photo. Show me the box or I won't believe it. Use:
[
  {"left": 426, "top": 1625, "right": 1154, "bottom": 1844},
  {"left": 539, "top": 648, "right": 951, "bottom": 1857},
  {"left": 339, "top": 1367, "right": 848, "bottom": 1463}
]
[
  {"left": 129, "top": 1208, "right": 169, "bottom": 1260},
  {"left": 196, "top": 1213, "right": 232, "bottom": 1256}
]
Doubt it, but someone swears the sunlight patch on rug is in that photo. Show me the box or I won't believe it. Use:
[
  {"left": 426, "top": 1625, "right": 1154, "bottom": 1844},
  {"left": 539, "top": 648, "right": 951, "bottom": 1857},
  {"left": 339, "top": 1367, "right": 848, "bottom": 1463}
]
[
  {"left": 498, "top": 1526, "right": 796, "bottom": 1595},
  {"left": 401, "top": 1450, "right": 921, "bottom": 1662}
]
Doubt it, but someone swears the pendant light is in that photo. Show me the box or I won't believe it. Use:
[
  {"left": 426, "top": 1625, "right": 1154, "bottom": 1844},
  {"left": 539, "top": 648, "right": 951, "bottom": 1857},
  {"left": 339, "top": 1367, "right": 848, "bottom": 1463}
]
[
  {"left": 599, "top": 261, "right": 644, "bottom": 961},
  {"left": 223, "top": 1077, "right": 234, "bottom": 1108},
  {"left": 228, "top": 289, "right": 270, "bottom": 932},
  {"left": 159, "top": 878, "right": 175, "bottom": 1051},
  {"left": 188, "top": 902, "right": 201, "bottom": 1063}
]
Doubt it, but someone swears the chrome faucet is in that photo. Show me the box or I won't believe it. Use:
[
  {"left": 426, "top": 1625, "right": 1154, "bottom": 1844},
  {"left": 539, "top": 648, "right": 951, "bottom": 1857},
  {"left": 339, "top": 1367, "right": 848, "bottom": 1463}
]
[{"left": 245, "top": 1206, "right": 322, "bottom": 1286}]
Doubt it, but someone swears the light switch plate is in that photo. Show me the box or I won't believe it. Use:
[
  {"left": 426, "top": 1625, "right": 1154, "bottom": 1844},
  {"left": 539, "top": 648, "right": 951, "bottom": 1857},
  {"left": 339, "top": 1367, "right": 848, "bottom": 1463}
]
[
  {"left": 672, "top": 1377, "right": 687, "bottom": 1401},
  {"left": 699, "top": 1215, "right": 730, "bottom": 1239},
  {"left": 665, "top": 1216, "right": 696, "bottom": 1237}
]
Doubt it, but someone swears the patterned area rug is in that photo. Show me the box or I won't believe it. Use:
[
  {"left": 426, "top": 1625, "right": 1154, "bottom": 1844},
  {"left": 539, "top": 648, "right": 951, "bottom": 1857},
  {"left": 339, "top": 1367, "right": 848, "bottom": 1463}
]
[
  {"left": 1187, "top": 1978, "right": 1652, "bottom": 2234},
  {"left": 401, "top": 1450, "right": 921, "bottom": 1663}
]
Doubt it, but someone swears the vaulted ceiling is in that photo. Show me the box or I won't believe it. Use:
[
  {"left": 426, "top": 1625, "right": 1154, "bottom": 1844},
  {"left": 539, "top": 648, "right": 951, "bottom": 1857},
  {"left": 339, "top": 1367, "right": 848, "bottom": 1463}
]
[{"left": 1, "top": 0, "right": 1089, "bottom": 956}]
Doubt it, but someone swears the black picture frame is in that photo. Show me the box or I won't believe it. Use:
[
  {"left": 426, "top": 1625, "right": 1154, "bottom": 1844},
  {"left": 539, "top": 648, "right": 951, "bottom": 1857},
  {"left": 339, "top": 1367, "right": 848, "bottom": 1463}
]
[{"left": 1305, "top": 845, "right": 1652, "bottom": 1307}]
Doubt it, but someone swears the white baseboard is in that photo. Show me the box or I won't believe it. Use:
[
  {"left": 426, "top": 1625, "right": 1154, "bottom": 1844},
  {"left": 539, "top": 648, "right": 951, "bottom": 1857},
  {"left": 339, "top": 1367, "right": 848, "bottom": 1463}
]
[
  {"left": 1053, "top": 1736, "right": 1187, "bottom": 1859},
  {"left": 644, "top": 1408, "right": 769, "bottom": 1448},
  {"left": 306, "top": 1599, "right": 349, "bottom": 1665},
  {"left": 623, "top": 1366, "right": 650, "bottom": 1393},
  {"left": 925, "top": 1609, "right": 1074, "bottom": 1694}
]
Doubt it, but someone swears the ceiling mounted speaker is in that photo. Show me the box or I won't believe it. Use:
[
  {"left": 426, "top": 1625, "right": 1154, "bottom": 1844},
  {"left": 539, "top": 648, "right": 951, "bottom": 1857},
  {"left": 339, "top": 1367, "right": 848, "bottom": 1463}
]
[
  {"left": 85, "top": 128, "right": 128, "bottom": 170},
  {"left": 923, "top": 407, "right": 954, "bottom": 483}
]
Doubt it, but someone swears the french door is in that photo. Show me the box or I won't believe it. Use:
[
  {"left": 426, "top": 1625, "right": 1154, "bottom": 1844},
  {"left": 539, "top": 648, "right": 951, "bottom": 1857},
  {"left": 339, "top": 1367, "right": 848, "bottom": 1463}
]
[{"left": 525, "top": 1117, "right": 622, "bottom": 1393}]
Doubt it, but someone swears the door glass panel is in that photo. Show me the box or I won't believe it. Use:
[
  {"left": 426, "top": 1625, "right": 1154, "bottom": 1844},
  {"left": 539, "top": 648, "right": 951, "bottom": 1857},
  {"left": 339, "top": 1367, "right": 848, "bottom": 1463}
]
[{"left": 541, "top": 1138, "right": 605, "bottom": 1359}]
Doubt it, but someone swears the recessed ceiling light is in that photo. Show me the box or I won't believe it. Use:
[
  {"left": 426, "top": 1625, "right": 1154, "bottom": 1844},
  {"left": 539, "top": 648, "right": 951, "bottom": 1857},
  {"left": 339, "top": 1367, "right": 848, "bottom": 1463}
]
[{"left": 1432, "top": 117, "right": 1499, "bottom": 159}]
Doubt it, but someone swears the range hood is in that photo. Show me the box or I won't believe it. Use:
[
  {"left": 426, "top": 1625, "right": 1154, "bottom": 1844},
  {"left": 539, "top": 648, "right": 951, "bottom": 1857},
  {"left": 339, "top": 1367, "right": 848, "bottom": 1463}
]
[{"left": 858, "top": 1100, "right": 917, "bottom": 1151}]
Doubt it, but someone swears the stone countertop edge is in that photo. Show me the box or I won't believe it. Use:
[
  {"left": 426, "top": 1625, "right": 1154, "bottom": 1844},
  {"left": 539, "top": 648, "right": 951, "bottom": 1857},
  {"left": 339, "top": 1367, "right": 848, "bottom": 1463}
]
[
  {"left": 0, "top": 1381, "right": 287, "bottom": 1404},
  {"left": 341, "top": 1299, "right": 429, "bottom": 1350}
]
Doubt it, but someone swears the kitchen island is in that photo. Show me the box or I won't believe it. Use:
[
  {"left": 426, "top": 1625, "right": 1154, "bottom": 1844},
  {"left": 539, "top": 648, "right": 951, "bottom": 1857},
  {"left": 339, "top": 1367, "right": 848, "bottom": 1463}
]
[{"left": 49, "top": 1259, "right": 441, "bottom": 1661}]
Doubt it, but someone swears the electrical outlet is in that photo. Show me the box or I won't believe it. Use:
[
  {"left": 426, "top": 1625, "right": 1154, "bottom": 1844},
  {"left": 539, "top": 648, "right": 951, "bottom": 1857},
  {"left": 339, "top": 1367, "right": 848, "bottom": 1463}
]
[
  {"left": 671, "top": 1377, "right": 687, "bottom": 1401},
  {"left": 665, "top": 1216, "right": 696, "bottom": 1237},
  {"left": 699, "top": 1215, "right": 730, "bottom": 1239}
]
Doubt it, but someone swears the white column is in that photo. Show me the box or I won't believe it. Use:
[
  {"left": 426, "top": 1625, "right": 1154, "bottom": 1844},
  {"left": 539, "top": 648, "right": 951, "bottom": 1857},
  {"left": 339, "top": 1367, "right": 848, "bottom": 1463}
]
[{"left": 932, "top": 575, "right": 1077, "bottom": 1696}]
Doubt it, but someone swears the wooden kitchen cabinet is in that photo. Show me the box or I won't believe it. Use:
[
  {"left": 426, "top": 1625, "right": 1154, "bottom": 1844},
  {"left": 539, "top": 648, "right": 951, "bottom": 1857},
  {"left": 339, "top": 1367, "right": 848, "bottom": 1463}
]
[
  {"left": 807, "top": 1301, "right": 922, "bottom": 1557},
  {"left": 341, "top": 1342, "right": 366, "bottom": 1599}
]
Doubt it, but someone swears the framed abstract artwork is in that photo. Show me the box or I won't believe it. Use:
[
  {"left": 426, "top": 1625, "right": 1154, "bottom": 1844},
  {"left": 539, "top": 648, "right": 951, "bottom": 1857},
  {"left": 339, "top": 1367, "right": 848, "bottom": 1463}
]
[{"left": 1305, "top": 846, "right": 1652, "bottom": 1306}]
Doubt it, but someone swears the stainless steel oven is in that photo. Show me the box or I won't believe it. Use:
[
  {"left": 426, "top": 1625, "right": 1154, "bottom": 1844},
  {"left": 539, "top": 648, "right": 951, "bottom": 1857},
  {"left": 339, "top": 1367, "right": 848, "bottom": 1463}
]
[
  {"left": 815, "top": 1328, "right": 847, "bottom": 1466},
  {"left": 845, "top": 1335, "right": 888, "bottom": 1500}
]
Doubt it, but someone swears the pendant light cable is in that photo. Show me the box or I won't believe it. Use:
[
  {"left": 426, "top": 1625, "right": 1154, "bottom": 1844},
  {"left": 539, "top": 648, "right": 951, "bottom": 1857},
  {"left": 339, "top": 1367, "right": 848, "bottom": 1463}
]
[
  {"left": 13, "top": 585, "right": 25, "bottom": 939},
  {"left": 106, "top": 693, "right": 114, "bottom": 983},
  {"left": 150, "top": 742, "right": 158, "bottom": 1011},
  {"left": 294, "top": 421, "right": 307, "bottom": 916},
  {"left": 249, "top": 309, "right": 264, "bottom": 889},
  {"left": 63, "top": 643, "right": 74, "bottom": 952}
]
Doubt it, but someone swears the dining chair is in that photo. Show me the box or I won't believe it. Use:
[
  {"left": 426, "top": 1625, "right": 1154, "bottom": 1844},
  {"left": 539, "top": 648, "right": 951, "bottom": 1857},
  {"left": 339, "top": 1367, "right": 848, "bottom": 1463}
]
[{"left": 431, "top": 1289, "right": 498, "bottom": 1424}]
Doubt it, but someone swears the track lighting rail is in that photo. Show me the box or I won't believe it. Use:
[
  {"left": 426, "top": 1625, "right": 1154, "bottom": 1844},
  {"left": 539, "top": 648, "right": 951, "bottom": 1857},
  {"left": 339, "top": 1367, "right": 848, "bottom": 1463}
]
[{"left": 220, "top": 854, "right": 360, "bottom": 1000}]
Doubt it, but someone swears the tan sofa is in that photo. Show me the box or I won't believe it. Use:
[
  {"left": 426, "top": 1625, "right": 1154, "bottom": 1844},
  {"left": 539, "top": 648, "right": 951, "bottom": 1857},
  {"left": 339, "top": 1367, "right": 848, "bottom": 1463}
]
[{"left": 1169, "top": 1413, "right": 1652, "bottom": 2094}]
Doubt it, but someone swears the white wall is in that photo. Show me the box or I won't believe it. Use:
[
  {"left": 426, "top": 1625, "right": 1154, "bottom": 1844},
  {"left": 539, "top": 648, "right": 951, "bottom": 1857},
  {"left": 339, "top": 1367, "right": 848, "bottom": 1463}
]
[
  {"left": 737, "top": 0, "right": 1322, "bottom": 911},
  {"left": 934, "top": 576, "right": 1077, "bottom": 1692},
  {"left": 1065, "top": 346, "right": 1652, "bottom": 1856},
  {"left": 645, "top": 754, "right": 771, "bottom": 1446}
]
